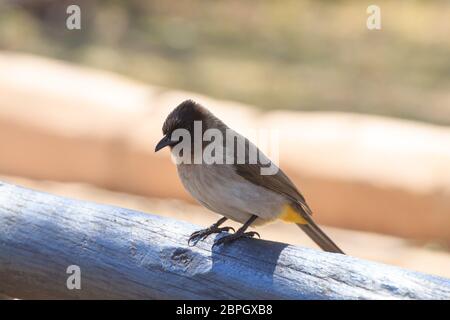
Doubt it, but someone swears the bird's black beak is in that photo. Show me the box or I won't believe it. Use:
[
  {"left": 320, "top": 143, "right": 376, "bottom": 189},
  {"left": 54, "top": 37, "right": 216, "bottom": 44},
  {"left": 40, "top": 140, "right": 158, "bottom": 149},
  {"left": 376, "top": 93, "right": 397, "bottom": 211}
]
[{"left": 155, "top": 134, "right": 176, "bottom": 152}]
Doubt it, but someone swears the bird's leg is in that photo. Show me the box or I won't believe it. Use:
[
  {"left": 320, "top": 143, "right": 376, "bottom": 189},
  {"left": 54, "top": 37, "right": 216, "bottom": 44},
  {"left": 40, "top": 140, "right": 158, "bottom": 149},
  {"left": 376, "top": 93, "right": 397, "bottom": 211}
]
[
  {"left": 213, "top": 215, "right": 260, "bottom": 246},
  {"left": 188, "top": 217, "right": 235, "bottom": 245}
]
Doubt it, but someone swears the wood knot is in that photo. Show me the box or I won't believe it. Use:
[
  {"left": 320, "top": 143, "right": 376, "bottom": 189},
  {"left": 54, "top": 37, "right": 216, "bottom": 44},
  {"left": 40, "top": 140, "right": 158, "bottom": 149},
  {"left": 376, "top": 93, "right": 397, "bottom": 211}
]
[
  {"left": 160, "top": 247, "right": 211, "bottom": 276},
  {"left": 171, "top": 248, "right": 193, "bottom": 266}
]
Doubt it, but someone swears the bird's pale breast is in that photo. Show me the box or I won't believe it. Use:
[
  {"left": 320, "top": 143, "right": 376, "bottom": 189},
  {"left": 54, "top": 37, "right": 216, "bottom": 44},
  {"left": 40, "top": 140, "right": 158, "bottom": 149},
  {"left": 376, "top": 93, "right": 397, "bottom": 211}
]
[{"left": 176, "top": 162, "right": 288, "bottom": 225}]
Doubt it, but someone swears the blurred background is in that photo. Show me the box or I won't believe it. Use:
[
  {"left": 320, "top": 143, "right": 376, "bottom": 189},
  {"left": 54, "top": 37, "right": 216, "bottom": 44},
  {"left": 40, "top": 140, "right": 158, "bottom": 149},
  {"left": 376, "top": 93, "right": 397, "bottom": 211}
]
[{"left": 0, "top": 0, "right": 449, "bottom": 277}]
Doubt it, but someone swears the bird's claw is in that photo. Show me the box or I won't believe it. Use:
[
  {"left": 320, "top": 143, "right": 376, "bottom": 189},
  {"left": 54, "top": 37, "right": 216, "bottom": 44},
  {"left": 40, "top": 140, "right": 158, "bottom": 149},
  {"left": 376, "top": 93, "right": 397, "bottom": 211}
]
[
  {"left": 213, "top": 231, "right": 260, "bottom": 247},
  {"left": 188, "top": 226, "right": 235, "bottom": 246}
]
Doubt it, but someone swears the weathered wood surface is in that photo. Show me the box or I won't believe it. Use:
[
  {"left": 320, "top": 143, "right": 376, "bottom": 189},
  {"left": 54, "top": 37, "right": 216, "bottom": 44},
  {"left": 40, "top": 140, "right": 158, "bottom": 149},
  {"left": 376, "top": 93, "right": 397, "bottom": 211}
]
[{"left": 0, "top": 181, "right": 449, "bottom": 300}]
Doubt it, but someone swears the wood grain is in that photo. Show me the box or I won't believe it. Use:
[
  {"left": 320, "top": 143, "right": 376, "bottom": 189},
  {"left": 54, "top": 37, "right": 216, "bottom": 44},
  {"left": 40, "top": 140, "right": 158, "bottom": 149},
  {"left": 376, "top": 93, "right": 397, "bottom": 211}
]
[{"left": 0, "top": 181, "right": 449, "bottom": 299}]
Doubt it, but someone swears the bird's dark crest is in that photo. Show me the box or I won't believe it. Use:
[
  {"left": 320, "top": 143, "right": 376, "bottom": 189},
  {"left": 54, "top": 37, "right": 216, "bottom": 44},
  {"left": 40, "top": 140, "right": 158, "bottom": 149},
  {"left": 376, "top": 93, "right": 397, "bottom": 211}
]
[{"left": 162, "top": 100, "right": 213, "bottom": 135}]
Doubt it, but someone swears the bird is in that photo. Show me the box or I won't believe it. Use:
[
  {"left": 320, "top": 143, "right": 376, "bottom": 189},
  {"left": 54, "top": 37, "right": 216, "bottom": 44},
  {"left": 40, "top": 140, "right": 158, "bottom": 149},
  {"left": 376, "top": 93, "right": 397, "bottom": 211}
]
[{"left": 155, "top": 99, "right": 344, "bottom": 254}]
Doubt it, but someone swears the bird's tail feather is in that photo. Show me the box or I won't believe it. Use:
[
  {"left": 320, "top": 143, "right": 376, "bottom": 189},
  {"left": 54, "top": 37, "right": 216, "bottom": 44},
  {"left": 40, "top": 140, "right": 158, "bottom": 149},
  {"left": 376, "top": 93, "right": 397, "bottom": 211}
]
[{"left": 297, "top": 221, "right": 345, "bottom": 254}]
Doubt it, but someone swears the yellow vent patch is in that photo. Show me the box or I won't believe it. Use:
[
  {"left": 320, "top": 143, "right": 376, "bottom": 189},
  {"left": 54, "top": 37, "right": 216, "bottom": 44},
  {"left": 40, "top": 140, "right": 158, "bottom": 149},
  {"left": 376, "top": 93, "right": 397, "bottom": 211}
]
[{"left": 279, "top": 204, "right": 308, "bottom": 224}]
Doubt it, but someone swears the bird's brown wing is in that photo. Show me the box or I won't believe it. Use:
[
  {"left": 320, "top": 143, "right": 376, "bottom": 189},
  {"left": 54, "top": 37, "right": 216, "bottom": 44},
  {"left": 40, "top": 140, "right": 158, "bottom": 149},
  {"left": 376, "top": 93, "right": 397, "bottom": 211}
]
[
  {"left": 235, "top": 162, "right": 346, "bottom": 253},
  {"left": 234, "top": 162, "right": 313, "bottom": 216}
]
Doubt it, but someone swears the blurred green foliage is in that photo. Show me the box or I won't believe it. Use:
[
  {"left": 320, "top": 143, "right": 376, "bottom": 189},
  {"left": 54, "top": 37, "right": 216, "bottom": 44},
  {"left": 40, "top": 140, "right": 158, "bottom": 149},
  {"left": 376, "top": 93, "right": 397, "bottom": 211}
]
[{"left": 1, "top": 0, "right": 449, "bottom": 124}]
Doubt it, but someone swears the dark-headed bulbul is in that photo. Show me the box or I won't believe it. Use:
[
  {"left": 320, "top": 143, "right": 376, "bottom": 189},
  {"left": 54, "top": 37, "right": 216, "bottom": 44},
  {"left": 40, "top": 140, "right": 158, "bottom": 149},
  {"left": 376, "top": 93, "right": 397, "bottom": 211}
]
[{"left": 155, "top": 100, "right": 344, "bottom": 254}]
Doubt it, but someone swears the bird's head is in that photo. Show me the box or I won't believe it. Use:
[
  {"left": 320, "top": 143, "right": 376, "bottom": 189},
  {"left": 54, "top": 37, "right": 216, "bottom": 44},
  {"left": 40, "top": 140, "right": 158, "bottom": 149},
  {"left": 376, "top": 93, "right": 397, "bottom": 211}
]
[{"left": 155, "top": 99, "right": 211, "bottom": 152}]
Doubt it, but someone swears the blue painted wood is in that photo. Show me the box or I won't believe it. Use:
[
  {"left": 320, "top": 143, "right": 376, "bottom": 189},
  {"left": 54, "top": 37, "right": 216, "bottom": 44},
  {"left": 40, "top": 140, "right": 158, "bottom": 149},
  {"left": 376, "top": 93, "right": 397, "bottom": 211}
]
[{"left": 0, "top": 181, "right": 449, "bottom": 299}]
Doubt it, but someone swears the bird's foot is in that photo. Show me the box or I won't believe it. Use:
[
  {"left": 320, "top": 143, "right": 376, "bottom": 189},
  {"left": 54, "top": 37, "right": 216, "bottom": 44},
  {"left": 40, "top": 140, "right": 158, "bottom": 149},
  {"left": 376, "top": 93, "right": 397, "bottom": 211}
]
[
  {"left": 213, "top": 231, "right": 260, "bottom": 247},
  {"left": 188, "top": 226, "right": 235, "bottom": 246}
]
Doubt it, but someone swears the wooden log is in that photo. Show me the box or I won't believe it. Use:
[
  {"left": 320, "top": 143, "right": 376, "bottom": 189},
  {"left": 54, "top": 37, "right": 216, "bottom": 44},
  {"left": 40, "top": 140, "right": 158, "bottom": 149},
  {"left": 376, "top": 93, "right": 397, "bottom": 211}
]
[{"left": 0, "top": 181, "right": 449, "bottom": 299}]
